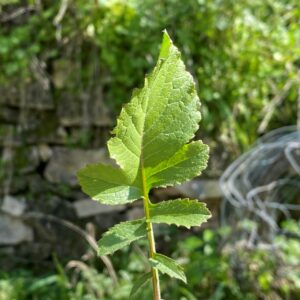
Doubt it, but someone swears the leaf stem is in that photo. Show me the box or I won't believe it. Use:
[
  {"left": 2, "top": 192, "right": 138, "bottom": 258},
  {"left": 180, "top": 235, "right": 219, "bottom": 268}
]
[{"left": 141, "top": 163, "right": 161, "bottom": 300}]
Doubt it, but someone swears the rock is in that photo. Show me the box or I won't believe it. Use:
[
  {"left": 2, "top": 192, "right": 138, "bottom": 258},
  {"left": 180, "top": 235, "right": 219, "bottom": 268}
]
[
  {"left": 57, "top": 92, "right": 112, "bottom": 127},
  {"left": 1, "top": 195, "right": 26, "bottom": 216},
  {"left": 0, "top": 147, "right": 38, "bottom": 194},
  {"left": 1, "top": 146, "right": 14, "bottom": 162},
  {"left": 52, "top": 59, "right": 74, "bottom": 89},
  {"left": 24, "top": 82, "right": 54, "bottom": 110},
  {"left": 0, "top": 121, "right": 66, "bottom": 146},
  {"left": 0, "top": 105, "right": 19, "bottom": 123},
  {"left": 0, "top": 85, "right": 19, "bottom": 107},
  {"left": 73, "top": 199, "right": 125, "bottom": 218},
  {"left": 151, "top": 187, "right": 180, "bottom": 201},
  {"left": 175, "top": 180, "right": 223, "bottom": 200},
  {"left": 15, "top": 146, "right": 40, "bottom": 174},
  {"left": 0, "top": 214, "right": 33, "bottom": 245},
  {"left": 27, "top": 174, "right": 52, "bottom": 196},
  {"left": 126, "top": 206, "right": 144, "bottom": 220},
  {"left": 0, "top": 146, "right": 39, "bottom": 175},
  {"left": 1, "top": 110, "right": 66, "bottom": 145},
  {"left": 0, "top": 175, "right": 28, "bottom": 195},
  {"left": 0, "top": 125, "right": 20, "bottom": 146},
  {"left": 0, "top": 82, "right": 54, "bottom": 110},
  {"left": 19, "top": 110, "right": 59, "bottom": 140},
  {"left": 44, "top": 147, "right": 110, "bottom": 186},
  {"left": 38, "top": 144, "right": 53, "bottom": 162}
]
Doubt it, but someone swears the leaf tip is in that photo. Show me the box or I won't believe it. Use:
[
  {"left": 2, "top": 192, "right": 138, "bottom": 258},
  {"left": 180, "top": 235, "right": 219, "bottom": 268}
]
[{"left": 159, "top": 29, "right": 173, "bottom": 60}]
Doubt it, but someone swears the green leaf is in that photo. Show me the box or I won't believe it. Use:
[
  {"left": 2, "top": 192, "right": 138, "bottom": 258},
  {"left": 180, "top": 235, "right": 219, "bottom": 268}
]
[
  {"left": 130, "top": 272, "right": 152, "bottom": 299},
  {"left": 146, "top": 141, "right": 209, "bottom": 188},
  {"left": 77, "top": 163, "right": 142, "bottom": 205},
  {"left": 107, "top": 30, "right": 207, "bottom": 191},
  {"left": 98, "top": 219, "right": 147, "bottom": 255},
  {"left": 150, "top": 199, "right": 211, "bottom": 229},
  {"left": 78, "top": 31, "right": 209, "bottom": 205},
  {"left": 149, "top": 253, "right": 187, "bottom": 283}
]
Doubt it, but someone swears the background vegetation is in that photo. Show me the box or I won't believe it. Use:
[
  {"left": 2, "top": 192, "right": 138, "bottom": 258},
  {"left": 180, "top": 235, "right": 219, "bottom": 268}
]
[
  {"left": 1, "top": 221, "right": 300, "bottom": 300},
  {"left": 1, "top": 1, "right": 300, "bottom": 299},
  {"left": 1, "top": 0, "right": 299, "bottom": 151}
]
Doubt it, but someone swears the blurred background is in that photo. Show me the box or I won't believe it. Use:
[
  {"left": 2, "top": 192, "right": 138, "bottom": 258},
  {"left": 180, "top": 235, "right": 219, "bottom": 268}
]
[{"left": 0, "top": 0, "right": 300, "bottom": 299}]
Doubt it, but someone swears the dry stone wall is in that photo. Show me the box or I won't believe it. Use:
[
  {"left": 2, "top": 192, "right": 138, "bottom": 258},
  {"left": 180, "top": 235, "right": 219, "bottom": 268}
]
[{"left": 0, "top": 80, "right": 222, "bottom": 268}]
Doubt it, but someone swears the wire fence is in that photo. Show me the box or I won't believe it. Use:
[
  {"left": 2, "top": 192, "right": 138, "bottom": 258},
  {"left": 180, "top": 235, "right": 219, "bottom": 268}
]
[{"left": 220, "top": 126, "right": 300, "bottom": 242}]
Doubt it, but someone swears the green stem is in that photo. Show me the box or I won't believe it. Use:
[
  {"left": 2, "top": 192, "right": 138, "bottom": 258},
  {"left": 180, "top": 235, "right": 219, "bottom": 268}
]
[{"left": 141, "top": 164, "right": 161, "bottom": 300}]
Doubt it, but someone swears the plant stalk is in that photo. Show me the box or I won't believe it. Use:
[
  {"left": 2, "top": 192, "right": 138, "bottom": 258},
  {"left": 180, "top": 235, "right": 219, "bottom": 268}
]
[{"left": 141, "top": 163, "right": 161, "bottom": 300}]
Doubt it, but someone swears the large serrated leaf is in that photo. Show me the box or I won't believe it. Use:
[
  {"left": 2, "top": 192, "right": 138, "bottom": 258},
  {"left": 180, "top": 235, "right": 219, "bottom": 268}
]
[
  {"left": 130, "top": 272, "right": 152, "bottom": 299},
  {"left": 150, "top": 199, "right": 211, "bottom": 229},
  {"left": 107, "top": 30, "right": 208, "bottom": 192},
  {"left": 77, "top": 30, "right": 211, "bottom": 297},
  {"left": 77, "top": 31, "right": 209, "bottom": 205},
  {"left": 98, "top": 219, "right": 147, "bottom": 255},
  {"left": 149, "top": 253, "right": 187, "bottom": 283}
]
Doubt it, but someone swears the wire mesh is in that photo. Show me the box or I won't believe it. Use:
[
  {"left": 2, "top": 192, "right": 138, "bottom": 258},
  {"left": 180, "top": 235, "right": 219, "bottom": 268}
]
[{"left": 220, "top": 126, "right": 300, "bottom": 241}]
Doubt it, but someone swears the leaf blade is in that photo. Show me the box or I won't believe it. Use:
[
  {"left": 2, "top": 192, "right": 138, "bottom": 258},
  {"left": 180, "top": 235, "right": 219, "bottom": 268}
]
[
  {"left": 98, "top": 219, "right": 147, "bottom": 255},
  {"left": 107, "top": 31, "right": 205, "bottom": 189},
  {"left": 130, "top": 272, "right": 152, "bottom": 299},
  {"left": 146, "top": 141, "right": 209, "bottom": 188},
  {"left": 77, "top": 163, "right": 142, "bottom": 205},
  {"left": 149, "top": 253, "right": 187, "bottom": 283},
  {"left": 150, "top": 199, "right": 211, "bottom": 229}
]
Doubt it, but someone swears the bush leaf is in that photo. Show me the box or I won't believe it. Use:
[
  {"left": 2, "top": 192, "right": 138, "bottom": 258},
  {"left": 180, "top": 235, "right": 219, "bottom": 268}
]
[
  {"left": 147, "top": 141, "right": 209, "bottom": 188},
  {"left": 98, "top": 219, "right": 147, "bottom": 255},
  {"left": 77, "top": 163, "right": 142, "bottom": 205},
  {"left": 130, "top": 272, "right": 152, "bottom": 299},
  {"left": 150, "top": 199, "right": 211, "bottom": 229},
  {"left": 149, "top": 253, "right": 187, "bottom": 283},
  {"left": 78, "top": 31, "right": 209, "bottom": 205},
  {"left": 77, "top": 30, "right": 210, "bottom": 291},
  {"left": 107, "top": 30, "right": 208, "bottom": 192}
]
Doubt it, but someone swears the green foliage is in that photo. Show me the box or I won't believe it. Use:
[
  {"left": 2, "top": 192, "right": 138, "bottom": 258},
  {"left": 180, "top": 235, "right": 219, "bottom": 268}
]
[
  {"left": 77, "top": 163, "right": 142, "bottom": 205},
  {"left": 168, "top": 221, "right": 300, "bottom": 300},
  {"left": 150, "top": 199, "right": 210, "bottom": 229},
  {"left": 78, "top": 31, "right": 210, "bottom": 298},
  {"left": 106, "top": 31, "right": 208, "bottom": 188},
  {"left": 0, "top": 4, "right": 56, "bottom": 80},
  {"left": 130, "top": 272, "right": 152, "bottom": 299},
  {"left": 98, "top": 219, "right": 146, "bottom": 255},
  {"left": 78, "top": 31, "right": 209, "bottom": 202},
  {"left": 1, "top": 222, "right": 299, "bottom": 300},
  {"left": 1, "top": 1, "right": 299, "bottom": 151},
  {"left": 149, "top": 253, "right": 187, "bottom": 283}
]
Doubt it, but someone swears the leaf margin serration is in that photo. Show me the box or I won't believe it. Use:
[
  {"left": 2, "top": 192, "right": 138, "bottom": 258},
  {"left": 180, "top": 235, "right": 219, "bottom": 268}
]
[
  {"left": 149, "top": 198, "right": 211, "bottom": 229},
  {"left": 98, "top": 218, "right": 147, "bottom": 256}
]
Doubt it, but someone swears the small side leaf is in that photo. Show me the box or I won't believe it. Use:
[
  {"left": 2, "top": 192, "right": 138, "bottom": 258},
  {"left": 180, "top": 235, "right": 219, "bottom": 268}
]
[
  {"left": 150, "top": 199, "right": 211, "bottom": 228},
  {"left": 77, "top": 163, "right": 142, "bottom": 205},
  {"left": 98, "top": 219, "right": 146, "bottom": 255},
  {"left": 149, "top": 253, "right": 186, "bottom": 283},
  {"left": 130, "top": 272, "right": 152, "bottom": 299}
]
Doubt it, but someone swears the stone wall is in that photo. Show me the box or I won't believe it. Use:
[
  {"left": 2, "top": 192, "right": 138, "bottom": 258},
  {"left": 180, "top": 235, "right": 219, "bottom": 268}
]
[{"left": 0, "top": 80, "right": 222, "bottom": 269}]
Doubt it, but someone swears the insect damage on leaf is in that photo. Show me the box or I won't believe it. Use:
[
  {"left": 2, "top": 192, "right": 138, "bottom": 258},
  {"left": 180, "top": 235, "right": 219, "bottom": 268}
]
[{"left": 77, "top": 30, "right": 211, "bottom": 298}]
